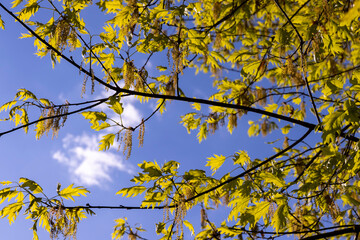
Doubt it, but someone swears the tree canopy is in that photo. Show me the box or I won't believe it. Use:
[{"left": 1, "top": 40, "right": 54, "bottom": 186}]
[{"left": 0, "top": 0, "right": 360, "bottom": 239}]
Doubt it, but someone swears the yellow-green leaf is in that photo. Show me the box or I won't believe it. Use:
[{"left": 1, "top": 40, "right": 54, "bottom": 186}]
[
  {"left": 248, "top": 201, "right": 270, "bottom": 226},
  {"left": 109, "top": 101, "right": 123, "bottom": 115},
  {"left": 233, "top": 150, "right": 250, "bottom": 166},
  {"left": 19, "top": 178, "right": 43, "bottom": 194},
  {"left": 99, "top": 133, "right": 115, "bottom": 151},
  {"left": 192, "top": 102, "right": 201, "bottom": 111},
  {"left": 116, "top": 186, "right": 147, "bottom": 197},
  {"left": 183, "top": 220, "right": 195, "bottom": 236},
  {"left": 197, "top": 122, "right": 208, "bottom": 143},
  {"left": 0, "top": 15, "right": 4, "bottom": 30},
  {"left": 259, "top": 172, "right": 285, "bottom": 188},
  {"left": 272, "top": 203, "right": 289, "bottom": 233},
  {"left": 12, "top": 0, "right": 23, "bottom": 8},
  {"left": 206, "top": 154, "right": 226, "bottom": 175},
  {"left": 59, "top": 184, "right": 89, "bottom": 202}
]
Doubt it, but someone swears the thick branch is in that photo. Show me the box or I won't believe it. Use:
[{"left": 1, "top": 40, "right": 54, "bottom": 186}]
[
  {"left": 231, "top": 225, "right": 360, "bottom": 236},
  {"left": 302, "top": 226, "right": 360, "bottom": 240}
]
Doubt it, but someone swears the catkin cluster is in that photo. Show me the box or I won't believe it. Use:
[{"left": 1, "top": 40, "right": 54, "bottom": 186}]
[
  {"left": 255, "top": 87, "right": 267, "bottom": 106},
  {"left": 174, "top": 198, "right": 187, "bottom": 237},
  {"left": 122, "top": 0, "right": 139, "bottom": 42},
  {"left": 123, "top": 61, "right": 135, "bottom": 89},
  {"left": 49, "top": 205, "right": 77, "bottom": 240},
  {"left": 208, "top": 113, "right": 219, "bottom": 134},
  {"left": 54, "top": 18, "right": 78, "bottom": 52},
  {"left": 122, "top": 129, "right": 133, "bottom": 160},
  {"left": 138, "top": 120, "right": 145, "bottom": 147},
  {"left": 228, "top": 113, "right": 238, "bottom": 129},
  {"left": 283, "top": 57, "right": 305, "bottom": 86},
  {"left": 37, "top": 103, "right": 69, "bottom": 139}
]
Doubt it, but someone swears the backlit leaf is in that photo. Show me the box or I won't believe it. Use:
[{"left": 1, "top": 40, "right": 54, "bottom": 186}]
[
  {"left": 206, "top": 154, "right": 226, "bottom": 175},
  {"left": 59, "top": 184, "right": 89, "bottom": 202},
  {"left": 99, "top": 133, "right": 116, "bottom": 151},
  {"left": 116, "top": 186, "right": 147, "bottom": 197}
]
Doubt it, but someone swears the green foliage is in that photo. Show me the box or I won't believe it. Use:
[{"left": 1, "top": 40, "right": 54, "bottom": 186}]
[
  {"left": 0, "top": 179, "right": 92, "bottom": 239},
  {"left": 1, "top": 0, "right": 360, "bottom": 239}
]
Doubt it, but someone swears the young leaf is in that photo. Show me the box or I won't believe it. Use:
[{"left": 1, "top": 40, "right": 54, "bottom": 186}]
[
  {"left": 0, "top": 202, "right": 24, "bottom": 224},
  {"left": 109, "top": 101, "right": 123, "bottom": 115},
  {"left": 183, "top": 220, "right": 195, "bottom": 236},
  {"left": 206, "top": 154, "right": 226, "bottom": 175},
  {"left": 197, "top": 122, "right": 208, "bottom": 143},
  {"left": 19, "top": 178, "right": 43, "bottom": 194},
  {"left": 259, "top": 172, "right": 285, "bottom": 188},
  {"left": 99, "top": 133, "right": 116, "bottom": 151},
  {"left": 0, "top": 15, "right": 4, "bottom": 30},
  {"left": 12, "top": 0, "right": 24, "bottom": 8},
  {"left": 59, "top": 184, "right": 89, "bottom": 202},
  {"left": 81, "top": 111, "right": 108, "bottom": 130},
  {"left": 192, "top": 102, "right": 201, "bottom": 111},
  {"left": 233, "top": 151, "right": 250, "bottom": 166},
  {"left": 116, "top": 186, "right": 147, "bottom": 197},
  {"left": 248, "top": 201, "right": 270, "bottom": 227},
  {"left": 271, "top": 203, "right": 289, "bottom": 233},
  {"left": 15, "top": 89, "right": 37, "bottom": 101},
  {"left": 112, "top": 218, "right": 127, "bottom": 240}
]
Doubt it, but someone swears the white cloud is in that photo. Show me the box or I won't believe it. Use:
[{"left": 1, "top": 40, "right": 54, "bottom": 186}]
[
  {"left": 53, "top": 133, "right": 134, "bottom": 186},
  {"left": 121, "top": 102, "right": 141, "bottom": 126}
]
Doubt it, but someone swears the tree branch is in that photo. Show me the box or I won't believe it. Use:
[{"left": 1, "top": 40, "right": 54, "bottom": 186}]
[
  {"left": 273, "top": 0, "right": 322, "bottom": 126},
  {"left": 65, "top": 127, "right": 314, "bottom": 210},
  {"left": 0, "top": 3, "right": 117, "bottom": 92},
  {"left": 3, "top": 2, "right": 358, "bottom": 143},
  {"left": 302, "top": 226, "right": 360, "bottom": 240},
  {"left": 0, "top": 98, "right": 107, "bottom": 137},
  {"left": 230, "top": 225, "right": 360, "bottom": 236}
]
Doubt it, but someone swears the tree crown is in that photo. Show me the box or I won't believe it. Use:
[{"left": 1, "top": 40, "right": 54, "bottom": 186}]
[{"left": 1, "top": 0, "right": 360, "bottom": 239}]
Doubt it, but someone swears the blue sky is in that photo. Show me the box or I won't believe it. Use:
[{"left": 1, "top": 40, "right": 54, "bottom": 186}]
[{"left": 0, "top": 3, "right": 313, "bottom": 239}]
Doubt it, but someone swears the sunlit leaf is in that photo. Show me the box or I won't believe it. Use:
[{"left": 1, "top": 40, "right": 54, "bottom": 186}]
[
  {"left": 206, "top": 154, "right": 226, "bottom": 175},
  {"left": 59, "top": 184, "right": 89, "bottom": 202}
]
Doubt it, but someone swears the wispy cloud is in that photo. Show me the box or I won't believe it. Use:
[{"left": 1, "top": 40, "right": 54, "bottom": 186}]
[{"left": 53, "top": 133, "right": 134, "bottom": 186}]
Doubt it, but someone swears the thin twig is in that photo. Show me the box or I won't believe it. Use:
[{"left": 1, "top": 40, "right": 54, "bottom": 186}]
[
  {"left": 47, "top": 0, "right": 121, "bottom": 89},
  {"left": 0, "top": 98, "right": 107, "bottom": 137},
  {"left": 0, "top": 3, "right": 117, "bottom": 92},
  {"left": 273, "top": 0, "right": 322, "bottom": 125},
  {"left": 280, "top": 150, "right": 322, "bottom": 193}
]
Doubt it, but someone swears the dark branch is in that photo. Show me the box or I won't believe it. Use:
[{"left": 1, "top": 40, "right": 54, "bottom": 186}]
[{"left": 302, "top": 226, "right": 360, "bottom": 240}]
